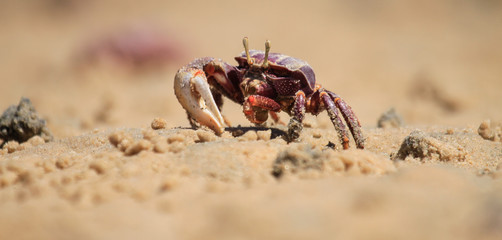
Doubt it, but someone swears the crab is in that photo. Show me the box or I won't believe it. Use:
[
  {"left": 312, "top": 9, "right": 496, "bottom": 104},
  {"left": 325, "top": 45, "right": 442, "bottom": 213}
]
[
  {"left": 174, "top": 38, "right": 364, "bottom": 149},
  {"left": 78, "top": 26, "right": 184, "bottom": 70}
]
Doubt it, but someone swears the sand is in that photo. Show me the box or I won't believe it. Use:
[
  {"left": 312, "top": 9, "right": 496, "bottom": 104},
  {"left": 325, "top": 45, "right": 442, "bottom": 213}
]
[{"left": 1, "top": 1, "right": 502, "bottom": 239}]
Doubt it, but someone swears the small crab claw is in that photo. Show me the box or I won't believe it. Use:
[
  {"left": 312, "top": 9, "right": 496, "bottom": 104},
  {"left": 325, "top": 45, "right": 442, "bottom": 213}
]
[{"left": 174, "top": 68, "right": 226, "bottom": 135}]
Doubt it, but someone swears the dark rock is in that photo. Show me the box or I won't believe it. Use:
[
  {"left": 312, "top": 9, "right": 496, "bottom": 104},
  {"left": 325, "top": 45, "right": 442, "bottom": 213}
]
[
  {"left": 0, "top": 97, "right": 53, "bottom": 145},
  {"left": 377, "top": 108, "right": 403, "bottom": 129}
]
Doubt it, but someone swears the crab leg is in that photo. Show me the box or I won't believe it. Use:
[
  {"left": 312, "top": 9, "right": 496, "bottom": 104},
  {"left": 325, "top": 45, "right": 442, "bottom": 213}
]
[
  {"left": 269, "top": 111, "right": 285, "bottom": 125},
  {"left": 326, "top": 91, "right": 365, "bottom": 149},
  {"left": 320, "top": 91, "right": 351, "bottom": 149},
  {"left": 174, "top": 66, "right": 225, "bottom": 135},
  {"left": 287, "top": 90, "right": 306, "bottom": 142}
]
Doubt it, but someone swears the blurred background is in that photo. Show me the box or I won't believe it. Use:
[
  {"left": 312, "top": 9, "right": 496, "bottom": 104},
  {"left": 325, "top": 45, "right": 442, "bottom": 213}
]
[{"left": 1, "top": 0, "right": 501, "bottom": 137}]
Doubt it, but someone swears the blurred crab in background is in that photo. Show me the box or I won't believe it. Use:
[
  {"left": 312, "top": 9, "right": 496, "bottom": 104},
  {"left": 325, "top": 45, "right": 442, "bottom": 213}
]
[
  {"left": 174, "top": 38, "right": 364, "bottom": 149},
  {"left": 77, "top": 25, "right": 185, "bottom": 71}
]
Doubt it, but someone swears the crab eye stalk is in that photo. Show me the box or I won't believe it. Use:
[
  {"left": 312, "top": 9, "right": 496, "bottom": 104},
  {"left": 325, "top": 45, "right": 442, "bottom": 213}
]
[
  {"left": 262, "top": 40, "right": 271, "bottom": 69},
  {"left": 243, "top": 37, "right": 253, "bottom": 65}
]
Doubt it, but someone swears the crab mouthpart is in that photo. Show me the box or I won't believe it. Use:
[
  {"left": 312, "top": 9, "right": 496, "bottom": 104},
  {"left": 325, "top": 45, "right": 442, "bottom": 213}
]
[{"left": 174, "top": 68, "right": 225, "bottom": 135}]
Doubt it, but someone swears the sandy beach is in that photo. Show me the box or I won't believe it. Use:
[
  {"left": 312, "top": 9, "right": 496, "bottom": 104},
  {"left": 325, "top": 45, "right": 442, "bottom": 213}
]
[{"left": 1, "top": 1, "right": 502, "bottom": 239}]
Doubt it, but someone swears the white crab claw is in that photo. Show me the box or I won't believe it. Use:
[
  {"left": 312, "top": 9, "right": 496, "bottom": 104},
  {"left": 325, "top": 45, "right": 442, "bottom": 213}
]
[{"left": 174, "top": 68, "right": 225, "bottom": 135}]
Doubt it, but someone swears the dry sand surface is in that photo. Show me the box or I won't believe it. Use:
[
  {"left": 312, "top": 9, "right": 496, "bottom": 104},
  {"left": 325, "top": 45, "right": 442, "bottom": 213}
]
[{"left": 1, "top": 1, "right": 502, "bottom": 239}]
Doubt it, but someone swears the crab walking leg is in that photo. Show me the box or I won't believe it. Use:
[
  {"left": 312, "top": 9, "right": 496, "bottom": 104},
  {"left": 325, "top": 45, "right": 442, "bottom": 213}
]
[
  {"left": 320, "top": 92, "right": 351, "bottom": 149},
  {"left": 326, "top": 91, "right": 365, "bottom": 149},
  {"left": 287, "top": 90, "right": 306, "bottom": 142},
  {"left": 174, "top": 68, "right": 225, "bottom": 135}
]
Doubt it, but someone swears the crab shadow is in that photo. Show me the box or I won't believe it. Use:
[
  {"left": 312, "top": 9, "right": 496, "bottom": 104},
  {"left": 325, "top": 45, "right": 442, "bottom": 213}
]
[
  {"left": 224, "top": 126, "right": 287, "bottom": 139},
  {"left": 174, "top": 126, "right": 288, "bottom": 140}
]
